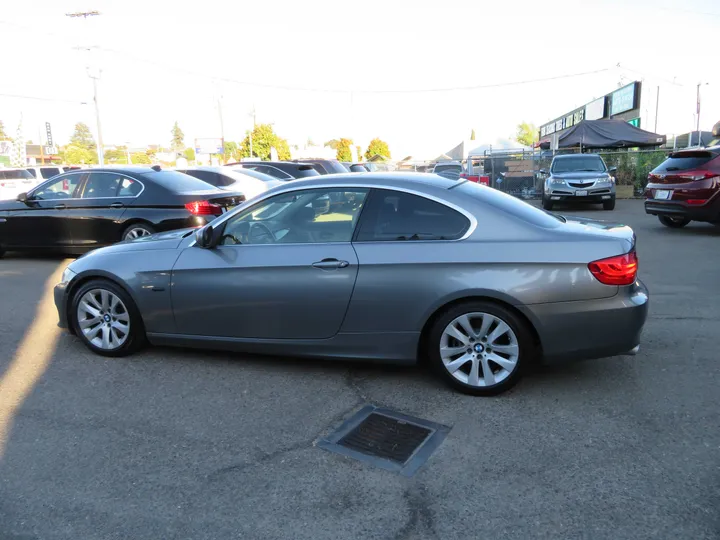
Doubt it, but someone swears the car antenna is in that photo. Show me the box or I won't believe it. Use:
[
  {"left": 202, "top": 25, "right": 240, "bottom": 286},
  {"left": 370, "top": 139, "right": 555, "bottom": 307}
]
[{"left": 151, "top": 165, "right": 162, "bottom": 172}]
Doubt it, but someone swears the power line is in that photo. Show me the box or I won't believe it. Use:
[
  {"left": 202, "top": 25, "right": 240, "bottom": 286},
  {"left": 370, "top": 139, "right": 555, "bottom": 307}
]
[{"left": 0, "top": 92, "right": 87, "bottom": 104}]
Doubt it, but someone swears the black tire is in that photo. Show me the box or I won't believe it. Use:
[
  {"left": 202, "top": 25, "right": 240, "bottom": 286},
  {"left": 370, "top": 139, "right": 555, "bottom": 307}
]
[
  {"left": 70, "top": 279, "right": 146, "bottom": 357},
  {"left": 541, "top": 195, "right": 554, "bottom": 211},
  {"left": 427, "top": 300, "right": 535, "bottom": 396},
  {"left": 602, "top": 197, "right": 616, "bottom": 211},
  {"left": 122, "top": 223, "right": 155, "bottom": 241},
  {"left": 658, "top": 215, "right": 690, "bottom": 228}
]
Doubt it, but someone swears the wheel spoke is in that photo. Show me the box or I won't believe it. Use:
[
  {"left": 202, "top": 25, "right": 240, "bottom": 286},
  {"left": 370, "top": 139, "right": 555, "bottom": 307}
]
[
  {"left": 100, "top": 290, "right": 110, "bottom": 310},
  {"left": 85, "top": 323, "right": 102, "bottom": 340},
  {"left": 86, "top": 293, "right": 102, "bottom": 311},
  {"left": 80, "top": 301, "right": 101, "bottom": 318},
  {"left": 101, "top": 325, "right": 111, "bottom": 349},
  {"left": 480, "top": 357, "right": 496, "bottom": 385},
  {"left": 491, "top": 343, "right": 518, "bottom": 356},
  {"left": 487, "top": 352, "right": 517, "bottom": 372},
  {"left": 467, "top": 358, "right": 481, "bottom": 386},
  {"left": 110, "top": 327, "right": 123, "bottom": 344},
  {"left": 79, "top": 316, "right": 101, "bottom": 329},
  {"left": 445, "top": 323, "right": 470, "bottom": 345},
  {"left": 455, "top": 315, "right": 476, "bottom": 339},
  {"left": 487, "top": 320, "right": 511, "bottom": 344},
  {"left": 110, "top": 294, "right": 119, "bottom": 312},
  {"left": 476, "top": 314, "right": 493, "bottom": 340},
  {"left": 440, "top": 345, "right": 467, "bottom": 359},
  {"left": 115, "top": 311, "right": 130, "bottom": 323},
  {"left": 111, "top": 320, "right": 129, "bottom": 334},
  {"left": 445, "top": 354, "right": 472, "bottom": 374}
]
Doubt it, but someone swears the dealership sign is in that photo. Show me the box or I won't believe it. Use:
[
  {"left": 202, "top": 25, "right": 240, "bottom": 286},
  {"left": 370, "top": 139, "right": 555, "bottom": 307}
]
[
  {"left": 194, "top": 137, "right": 224, "bottom": 155},
  {"left": 610, "top": 82, "right": 639, "bottom": 116},
  {"left": 585, "top": 97, "right": 606, "bottom": 121},
  {"left": 540, "top": 108, "right": 584, "bottom": 137}
]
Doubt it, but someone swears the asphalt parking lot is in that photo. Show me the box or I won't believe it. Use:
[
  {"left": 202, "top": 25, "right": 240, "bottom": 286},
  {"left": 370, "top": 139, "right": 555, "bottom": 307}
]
[{"left": 1, "top": 199, "right": 719, "bottom": 540}]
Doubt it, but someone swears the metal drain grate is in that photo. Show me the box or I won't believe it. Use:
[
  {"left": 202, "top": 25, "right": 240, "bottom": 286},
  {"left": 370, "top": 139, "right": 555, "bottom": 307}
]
[
  {"left": 338, "top": 413, "right": 431, "bottom": 463},
  {"left": 319, "top": 405, "right": 451, "bottom": 476}
]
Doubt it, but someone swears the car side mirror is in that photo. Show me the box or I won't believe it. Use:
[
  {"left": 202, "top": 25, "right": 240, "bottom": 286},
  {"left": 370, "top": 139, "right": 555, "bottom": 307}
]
[
  {"left": 195, "top": 225, "right": 215, "bottom": 249},
  {"left": 608, "top": 166, "right": 617, "bottom": 173},
  {"left": 539, "top": 169, "right": 547, "bottom": 175},
  {"left": 16, "top": 192, "right": 28, "bottom": 203}
]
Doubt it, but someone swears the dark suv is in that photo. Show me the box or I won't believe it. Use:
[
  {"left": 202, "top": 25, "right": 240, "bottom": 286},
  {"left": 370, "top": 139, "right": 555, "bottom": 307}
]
[{"left": 644, "top": 145, "right": 720, "bottom": 228}]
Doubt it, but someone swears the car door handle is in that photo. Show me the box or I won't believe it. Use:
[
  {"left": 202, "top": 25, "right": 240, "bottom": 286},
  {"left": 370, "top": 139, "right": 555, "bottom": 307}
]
[
  {"left": 53, "top": 204, "right": 66, "bottom": 210},
  {"left": 312, "top": 258, "right": 349, "bottom": 269},
  {"left": 110, "top": 202, "right": 124, "bottom": 208}
]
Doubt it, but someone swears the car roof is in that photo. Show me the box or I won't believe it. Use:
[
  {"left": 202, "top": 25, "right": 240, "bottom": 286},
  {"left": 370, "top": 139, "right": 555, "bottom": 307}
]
[
  {"left": 275, "top": 171, "right": 462, "bottom": 191},
  {"left": 180, "top": 166, "right": 228, "bottom": 172},
  {"left": 553, "top": 153, "right": 600, "bottom": 159}
]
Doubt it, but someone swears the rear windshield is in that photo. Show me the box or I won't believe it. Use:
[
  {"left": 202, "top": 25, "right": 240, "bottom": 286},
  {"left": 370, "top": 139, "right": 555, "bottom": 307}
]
[
  {"left": 145, "top": 170, "right": 221, "bottom": 192},
  {"left": 41, "top": 167, "right": 61, "bottom": 179},
  {"left": 455, "top": 181, "right": 561, "bottom": 229},
  {"left": 551, "top": 156, "right": 606, "bottom": 173},
  {"left": 653, "top": 151, "right": 718, "bottom": 173},
  {"left": 294, "top": 166, "right": 321, "bottom": 178},
  {"left": 231, "top": 168, "right": 283, "bottom": 182},
  {"left": 434, "top": 164, "right": 462, "bottom": 172},
  {"left": 1, "top": 169, "right": 34, "bottom": 180}
]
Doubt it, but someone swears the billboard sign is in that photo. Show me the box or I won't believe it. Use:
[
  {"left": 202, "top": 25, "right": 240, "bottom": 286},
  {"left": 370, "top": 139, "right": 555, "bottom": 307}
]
[
  {"left": 610, "top": 82, "right": 638, "bottom": 116},
  {"left": 585, "top": 97, "right": 606, "bottom": 120},
  {"left": 194, "top": 137, "right": 224, "bottom": 155},
  {"left": 45, "top": 122, "right": 53, "bottom": 147}
]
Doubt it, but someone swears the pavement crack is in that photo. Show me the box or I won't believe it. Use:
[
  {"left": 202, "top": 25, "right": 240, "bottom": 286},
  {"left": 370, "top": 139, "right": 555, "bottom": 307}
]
[
  {"left": 392, "top": 484, "right": 438, "bottom": 540},
  {"left": 206, "top": 439, "right": 311, "bottom": 481},
  {"left": 345, "top": 367, "right": 369, "bottom": 403}
]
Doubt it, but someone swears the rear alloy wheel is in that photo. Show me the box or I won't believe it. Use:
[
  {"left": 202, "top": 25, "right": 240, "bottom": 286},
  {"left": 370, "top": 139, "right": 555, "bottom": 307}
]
[
  {"left": 603, "top": 197, "right": 616, "bottom": 211},
  {"left": 71, "top": 279, "right": 146, "bottom": 357},
  {"left": 428, "top": 302, "right": 533, "bottom": 396},
  {"left": 122, "top": 223, "right": 155, "bottom": 241},
  {"left": 658, "top": 215, "right": 690, "bottom": 228}
]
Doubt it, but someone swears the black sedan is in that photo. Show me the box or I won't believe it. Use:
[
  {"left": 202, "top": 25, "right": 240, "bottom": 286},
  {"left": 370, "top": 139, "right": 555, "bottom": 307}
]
[{"left": 0, "top": 166, "right": 244, "bottom": 257}]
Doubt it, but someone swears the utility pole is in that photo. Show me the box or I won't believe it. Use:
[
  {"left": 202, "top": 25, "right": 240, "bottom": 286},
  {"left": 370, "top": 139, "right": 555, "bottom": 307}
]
[
  {"left": 695, "top": 82, "right": 708, "bottom": 146},
  {"left": 654, "top": 86, "right": 660, "bottom": 133},
  {"left": 67, "top": 10, "right": 104, "bottom": 164},
  {"left": 248, "top": 105, "right": 256, "bottom": 158}
]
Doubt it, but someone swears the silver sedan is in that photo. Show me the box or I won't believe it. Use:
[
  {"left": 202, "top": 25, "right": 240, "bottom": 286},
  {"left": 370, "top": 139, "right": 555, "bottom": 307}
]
[{"left": 54, "top": 173, "right": 648, "bottom": 395}]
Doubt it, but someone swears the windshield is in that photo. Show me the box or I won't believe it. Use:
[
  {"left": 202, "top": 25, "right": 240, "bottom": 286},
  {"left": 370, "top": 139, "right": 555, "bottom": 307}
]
[
  {"left": 231, "top": 168, "right": 285, "bottom": 183},
  {"left": 551, "top": 156, "right": 606, "bottom": 173},
  {"left": 1, "top": 169, "right": 34, "bottom": 180}
]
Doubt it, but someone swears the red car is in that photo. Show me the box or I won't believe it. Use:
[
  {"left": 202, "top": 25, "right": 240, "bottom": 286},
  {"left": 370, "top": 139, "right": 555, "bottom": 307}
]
[{"left": 645, "top": 145, "right": 720, "bottom": 228}]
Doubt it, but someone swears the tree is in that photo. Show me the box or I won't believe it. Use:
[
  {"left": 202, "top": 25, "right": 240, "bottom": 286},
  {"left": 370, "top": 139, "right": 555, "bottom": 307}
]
[
  {"left": 171, "top": 121, "right": 185, "bottom": 150},
  {"left": 516, "top": 122, "right": 538, "bottom": 147},
  {"left": 364, "top": 138, "right": 391, "bottom": 160},
  {"left": 70, "top": 122, "right": 96, "bottom": 149},
  {"left": 470, "top": 129, "right": 476, "bottom": 140},
  {"left": 336, "top": 138, "right": 354, "bottom": 162},
  {"left": 0, "top": 120, "right": 8, "bottom": 140},
  {"left": 184, "top": 148, "right": 196, "bottom": 162},
  {"left": 131, "top": 152, "right": 151, "bottom": 164},
  {"left": 239, "top": 123, "right": 291, "bottom": 161},
  {"left": 324, "top": 139, "right": 340, "bottom": 150},
  {"left": 65, "top": 145, "right": 93, "bottom": 165},
  {"left": 223, "top": 141, "right": 239, "bottom": 162}
]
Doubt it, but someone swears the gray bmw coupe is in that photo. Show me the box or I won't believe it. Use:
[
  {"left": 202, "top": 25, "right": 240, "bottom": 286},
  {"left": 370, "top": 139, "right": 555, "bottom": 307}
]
[{"left": 54, "top": 173, "right": 648, "bottom": 395}]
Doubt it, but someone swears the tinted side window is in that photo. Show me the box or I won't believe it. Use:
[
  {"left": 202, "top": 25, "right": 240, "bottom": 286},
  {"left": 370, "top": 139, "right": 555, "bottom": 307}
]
[
  {"left": 26, "top": 169, "right": 37, "bottom": 178},
  {"left": 256, "top": 166, "right": 292, "bottom": 180},
  {"left": 40, "top": 167, "right": 61, "bottom": 179},
  {"left": 356, "top": 189, "right": 470, "bottom": 241},
  {"left": 81, "top": 172, "right": 123, "bottom": 198},
  {"left": 32, "top": 174, "right": 83, "bottom": 199}
]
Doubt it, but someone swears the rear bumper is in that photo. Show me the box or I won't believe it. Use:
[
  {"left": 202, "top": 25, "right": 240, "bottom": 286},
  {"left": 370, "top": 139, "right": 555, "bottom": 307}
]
[
  {"left": 524, "top": 280, "right": 649, "bottom": 364},
  {"left": 644, "top": 199, "right": 720, "bottom": 223}
]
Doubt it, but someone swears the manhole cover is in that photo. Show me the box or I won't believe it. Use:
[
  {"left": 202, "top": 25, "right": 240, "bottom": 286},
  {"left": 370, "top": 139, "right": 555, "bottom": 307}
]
[{"left": 319, "top": 405, "right": 450, "bottom": 476}]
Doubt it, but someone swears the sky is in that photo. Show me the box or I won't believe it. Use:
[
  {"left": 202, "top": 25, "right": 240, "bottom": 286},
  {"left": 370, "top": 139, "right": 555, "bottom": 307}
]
[{"left": 1, "top": 0, "right": 718, "bottom": 160}]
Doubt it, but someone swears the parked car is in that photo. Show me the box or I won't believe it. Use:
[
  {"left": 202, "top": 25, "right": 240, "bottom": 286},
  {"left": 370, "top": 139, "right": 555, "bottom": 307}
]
[
  {"left": 0, "top": 166, "right": 244, "bottom": 256},
  {"left": 644, "top": 145, "right": 720, "bottom": 227},
  {"left": 176, "top": 166, "right": 283, "bottom": 200},
  {"left": 431, "top": 161, "right": 463, "bottom": 179},
  {"left": 342, "top": 162, "right": 369, "bottom": 173},
  {"left": 53, "top": 172, "right": 647, "bottom": 396},
  {"left": 227, "top": 161, "right": 320, "bottom": 180},
  {"left": 359, "top": 162, "right": 377, "bottom": 172},
  {"left": 294, "top": 159, "right": 348, "bottom": 175},
  {"left": 26, "top": 165, "right": 64, "bottom": 182},
  {"left": 541, "top": 154, "right": 616, "bottom": 211},
  {"left": 0, "top": 168, "right": 36, "bottom": 198}
]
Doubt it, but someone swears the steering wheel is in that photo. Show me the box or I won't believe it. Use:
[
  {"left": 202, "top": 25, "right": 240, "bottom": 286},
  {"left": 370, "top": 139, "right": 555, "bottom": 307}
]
[
  {"left": 248, "top": 222, "right": 275, "bottom": 244},
  {"left": 220, "top": 233, "right": 241, "bottom": 245}
]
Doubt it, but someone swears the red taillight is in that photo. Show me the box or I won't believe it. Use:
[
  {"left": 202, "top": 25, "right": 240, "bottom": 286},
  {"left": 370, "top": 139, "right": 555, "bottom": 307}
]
[
  {"left": 588, "top": 252, "right": 638, "bottom": 286},
  {"left": 185, "top": 200, "right": 223, "bottom": 216},
  {"left": 686, "top": 199, "right": 707, "bottom": 205}
]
